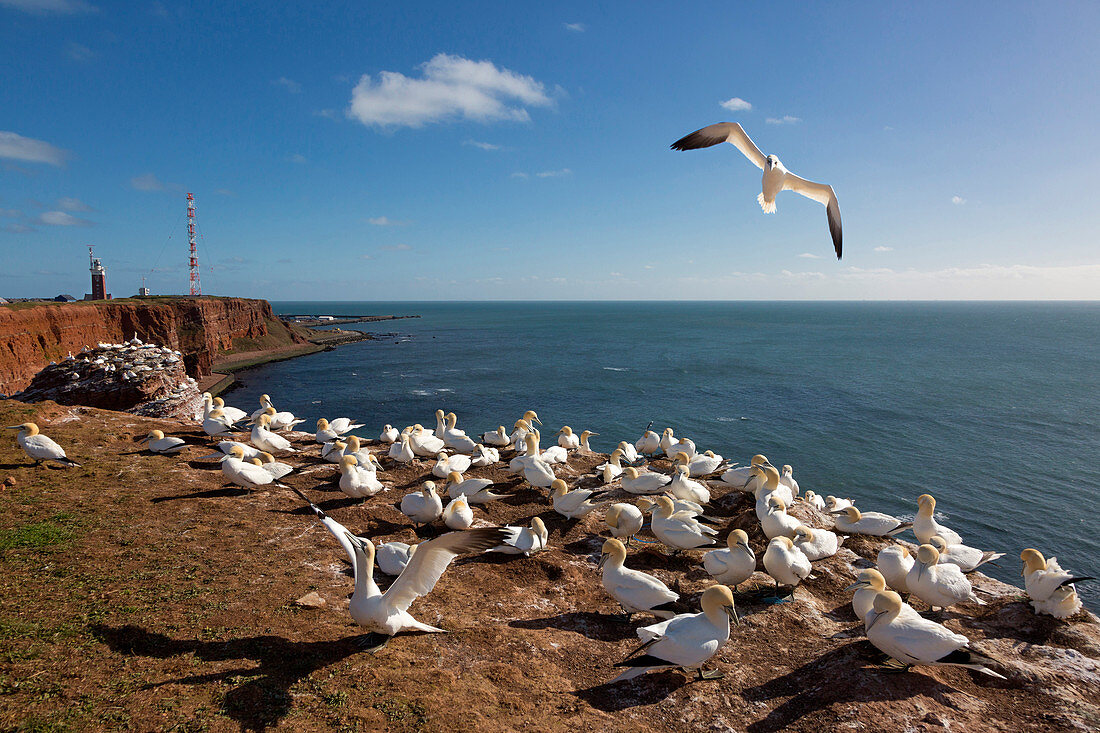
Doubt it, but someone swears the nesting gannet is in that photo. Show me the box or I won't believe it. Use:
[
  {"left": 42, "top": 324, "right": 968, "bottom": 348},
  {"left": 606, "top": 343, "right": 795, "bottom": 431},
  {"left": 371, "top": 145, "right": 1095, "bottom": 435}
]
[
  {"left": 605, "top": 503, "right": 645, "bottom": 543},
  {"left": 865, "top": 591, "right": 1004, "bottom": 677},
  {"left": 257, "top": 452, "right": 294, "bottom": 479},
  {"left": 802, "top": 490, "right": 826, "bottom": 511},
  {"left": 198, "top": 440, "right": 261, "bottom": 462},
  {"left": 914, "top": 494, "right": 963, "bottom": 546},
  {"left": 298, "top": 494, "right": 508, "bottom": 651},
  {"left": 316, "top": 417, "right": 364, "bottom": 444},
  {"left": 753, "top": 465, "right": 793, "bottom": 520},
  {"left": 139, "top": 429, "right": 186, "bottom": 455},
  {"left": 824, "top": 496, "right": 854, "bottom": 512},
  {"left": 409, "top": 424, "right": 446, "bottom": 457},
  {"left": 578, "top": 429, "right": 598, "bottom": 452},
  {"left": 1021, "top": 548, "right": 1092, "bottom": 619},
  {"left": 611, "top": 585, "right": 737, "bottom": 682},
  {"left": 433, "top": 409, "right": 447, "bottom": 437},
  {"left": 220, "top": 445, "right": 281, "bottom": 490},
  {"left": 253, "top": 406, "right": 306, "bottom": 431},
  {"left": 203, "top": 409, "right": 236, "bottom": 438},
  {"left": 387, "top": 433, "right": 416, "bottom": 463},
  {"left": 250, "top": 393, "right": 276, "bottom": 421},
  {"left": 445, "top": 471, "right": 508, "bottom": 504},
  {"left": 551, "top": 479, "right": 608, "bottom": 519},
  {"left": 481, "top": 426, "right": 512, "bottom": 448},
  {"left": 489, "top": 517, "right": 548, "bottom": 556},
  {"left": 832, "top": 506, "right": 909, "bottom": 537},
  {"left": 338, "top": 456, "right": 385, "bottom": 498},
  {"left": 442, "top": 494, "right": 473, "bottom": 530},
  {"left": 376, "top": 542, "right": 416, "bottom": 576},
  {"left": 703, "top": 529, "right": 756, "bottom": 589},
  {"left": 793, "top": 524, "right": 840, "bottom": 561},
  {"left": 616, "top": 441, "right": 640, "bottom": 465},
  {"left": 845, "top": 568, "right": 888, "bottom": 622},
  {"left": 6, "top": 423, "right": 80, "bottom": 467},
  {"left": 252, "top": 414, "right": 297, "bottom": 453},
  {"left": 322, "top": 440, "right": 348, "bottom": 463},
  {"left": 508, "top": 419, "right": 534, "bottom": 448},
  {"left": 432, "top": 451, "right": 472, "bottom": 478},
  {"left": 400, "top": 481, "right": 444, "bottom": 526},
  {"left": 779, "top": 465, "right": 800, "bottom": 498},
  {"left": 930, "top": 535, "right": 1004, "bottom": 573},
  {"left": 520, "top": 409, "right": 542, "bottom": 427},
  {"left": 596, "top": 448, "right": 626, "bottom": 484},
  {"left": 658, "top": 428, "right": 678, "bottom": 458},
  {"left": 343, "top": 436, "right": 380, "bottom": 472},
  {"left": 530, "top": 431, "right": 568, "bottom": 464},
  {"left": 635, "top": 429, "right": 661, "bottom": 455},
  {"left": 212, "top": 397, "right": 248, "bottom": 425},
  {"left": 621, "top": 467, "right": 672, "bottom": 495},
  {"left": 379, "top": 424, "right": 399, "bottom": 443},
  {"left": 650, "top": 495, "right": 718, "bottom": 550},
  {"left": 717, "top": 454, "right": 770, "bottom": 491},
  {"left": 876, "top": 545, "right": 915, "bottom": 593},
  {"left": 763, "top": 536, "right": 812, "bottom": 591},
  {"left": 906, "top": 544, "right": 983, "bottom": 610},
  {"left": 556, "top": 426, "right": 580, "bottom": 450},
  {"left": 442, "top": 413, "right": 477, "bottom": 453},
  {"left": 674, "top": 450, "right": 729, "bottom": 478},
  {"left": 470, "top": 444, "right": 499, "bottom": 467},
  {"left": 668, "top": 465, "right": 711, "bottom": 505},
  {"left": 760, "top": 497, "right": 802, "bottom": 540},
  {"left": 637, "top": 495, "right": 711, "bottom": 521},
  {"left": 671, "top": 122, "right": 843, "bottom": 259},
  {"left": 599, "top": 538, "right": 681, "bottom": 618}
]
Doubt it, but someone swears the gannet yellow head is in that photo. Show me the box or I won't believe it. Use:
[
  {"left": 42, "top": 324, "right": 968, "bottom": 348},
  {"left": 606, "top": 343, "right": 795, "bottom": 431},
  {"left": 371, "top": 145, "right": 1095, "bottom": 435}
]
[
  {"left": 213, "top": 397, "right": 225, "bottom": 407},
  {"left": 446, "top": 470, "right": 463, "bottom": 484},
  {"left": 249, "top": 457, "right": 263, "bottom": 466},
  {"left": 513, "top": 419, "right": 530, "bottom": 431},
  {"left": 580, "top": 429, "right": 597, "bottom": 440},
  {"left": 259, "top": 393, "right": 270, "bottom": 404},
  {"left": 341, "top": 455, "right": 358, "bottom": 469},
  {"left": 229, "top": 444, "right": 245, "bottom": 459},
  {"left": 263, "top": 407, "right": 277, "bottom": 417},
  {"left": 346, "top": 435, "right": 361, "bottom": 451},
  {"left": 636, "top": 497, "right": 655, "bottom": 513},
  {"left": 550, "top": 478, "right": 568, "bottom": 497},
  {"left": 654, "top": 495, "right": 675, "bottom": 515},
  {"left": 145, "top": 429, "right": 165, "bottom": 441},
  {"left": 675, "top": 465, "right": 690, "bottom": 478},
  {"left": 558, "top": 425, "right": 573, "bottom": 436},
  {"left": 767, "top": 496, "right": 787, "bottom": 512},
  {"left": 622, "top": 466, "right": 640, "bottom": 480},
  {"left": 762, "top": 464, "right": 781, "bottom": 488},
  {"left": 598, "top": 538, "right": 627, "bottom": 570},
  {"left": 794, "top": 525, "right": 813, "bottom": 542},
  {"left": 524, "top": 433, "right": 539, "bottom": 452},
  {"left": 260, "top": 452, "right": 275, "bottom": 464},
  {"left": 700, "top": 584, "right": 739, "bottom": 624},
  {"left": 916, "top": 544, "right": 939, "bottom": 566},
  {"left": 316, "top": 418, "right": 330, "bottom": 430},
  {"left": 728, "top": 528, "right": 751, "bottom": 551},
  {"left": 605, "top": 504, "right": 621, "bottom": 528},
  {"left": 835, "top": 506, "right": 862, "bottom": 522},
  {"left": 782, "top": 464, "right": 793, "bottom": 474},
  {"left": 423, "top": 480, "right": 436, "bottom": 494},
  {"left": 5, "top": 422, "right": 38, "bottom": 436},
  {"left": 673, "top": 451, "right": 691, "bottom": 465},
  {"left": 929, "top": 535, "right": 949, "bottom": 553},
  {"left": 917, "top": 493, "right": 936, "bottom": 516},
  {"left": 867, "top": 590, "right": 903, "bottom": 630},
  {"left": 522, "top": 410, "right": 542, "bottom": 426},
  {"left": 435, "top": 409, "right": 445, "bottom": 421},
  {"left": 845, "top": 568, "right": 886, "bottom": 592},
  {"left": 772, "top": 535, "right": 795, "bottom": 550},
  {"left": 751, "top": 454, "right": 769, "bottom": 466},
  {"left": 531, "top": 516, "right": 546, "bottom": 535},
  {"left": 1021, "top": 548, "right": 1047, "bottom": 575}
]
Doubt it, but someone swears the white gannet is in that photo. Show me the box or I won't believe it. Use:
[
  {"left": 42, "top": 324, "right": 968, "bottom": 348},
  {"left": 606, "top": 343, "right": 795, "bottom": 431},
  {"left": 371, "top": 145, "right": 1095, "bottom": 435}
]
[
  {"left": 666, "top": 437, "right": 697, "bottom": 461},
  {"left": 442, "top": 494, "right": 473, "bottom": 530},
  {"left": 445, "top": 471, "right": 508, "bottom": 504},
  {"left": 252, "top": 414, "right": 297, "bottom": 453},
  {"left": 442, "top": 413, "right": 477, "bottom": 453},
  {"left": 520, "top": 438, "right": 557, "bottom": 488},
  {"left": 779, "top": 465, "right": 800, "bottom": 498},
  {"left": 760, "top": 497, "right": 801, "bottom": 540},
  {"left": 635, "top": 429, "right": 660, "bottom": 455},
  {"left": 1021, "top": 548, "right": 1092, "bottom": 619},
  {"left": 197, "top": 440, "right": 261, "bottom": 462},
  {"left": 431, "top": 451, "right": 472, "bottom": 478},
  {"left": 556, "top": 426, "right": 580, "bottom": 450},
  {"left": 433, "top": 409, "right": 447, "bottom": 437},
  {"left": 671, "top": 121, "right": 843, "bottom": 259},
  {"left": 703, "top": 529, "right": 756, "bottom": 589},
  {"left": 650, "top": 495, "right": 717, "bottom": 550},
  {"left": 906, "top": 544, "right": 983, "bottom": 610},
  {"left": 508, "top": 419, "right": 534, "bottom": 449},
  {"left": 763, "top": 536, "right": 812, "bottom": 592},
  {"left": 930, "top": 535, "right": 1004, "bottom": 573},
  {"left": 470, "top": 444, "right": 499, "bottom": 467},
  {"left": 481, "top": 426, "right": 512, "bottom": 448},
  {"left": 409, "top": 424, "right": 446, "bottom": 457},
  {"left": 530, "top": 430, "right": 568, "bottom": 464},
  {"left": 876, "top": 545, "right": 915, "bottom": 593},
  {"left": 599, "top": 538, "right": 680, "bottom": 618},
  {"left": 658, "top": 428, "right": 677, "bottom": 458},
  {"left": 387, "top": 433, "right": 416, "bottom": 464},
  {"left": 616, "top": 441, "right": 640, "bottom": 465},
  {"left": 716, "top": 454, "right": 770, "bottom": 491},
  {"left": 551, "top": 479, "right": 608, "bottom": 519},
  {"left": 298, "top": 494, "right": 508, "bottom": 651},
  {"left": 489, "top": 517, "right": 549, "bottom": 556},
  {"left": 753, "top": 465, "right": 793, "bottom": 519},
  {"left": 621, "top": 467, "right": 672, "bottom": 495},
  {"left": 400, "top": 481, "right": 444, "bottom": 526},
  {"left": 802, "top": 490, "right": 826, "bottom": 511},
  {"left": 914, "top": 494, "right": 963, "bottom": 546},
  {"left": 343, "top": 436, "right": 380, "bottom": 472},
  {"left": 322, "top": 440, "right": 348, "bottom": 463},
  {"left": 832, "top": 506, "right": 909, "bottom": 537},
  {"left": 376, "top": 542, "right": 416, "bottom": 576},
  {"left": 139, "top": 429, "right": 186, "bottom": 455},
  {"left": 578, "top": 429, "right": 598, "bottom": 452},
  {"left": 596, "top": 448, "right": 625, "bottom": 484},
  {"left": 6, "top": 423, "right": 81, "bottom": 467},
  {"left": 253, "top": 406, "right": 306, "bottom": 431},
  {"left": 212, "top": 396, "right": 248, "bottom": 425},
  {"left": 250, "top": 393, "right": 275, "bottom": 421},
  {"left": 605, "top": 503, "right": 644, "bottom": 543},
  {"left": 674, "top": 450, "right": 729, "bottom": 478},
  {"left": 203, "top": 408, "right": 237, "bottom": 438},
  {"left": 611, "top": 585, "right": 737, "bottom": 683},
  {"left": 668, "top": 465, "right": 711, "bottom": 505},
  {"left": 220, "top": 445, "right": 280, "bottom": 490},
  {"left": 257, "top": 451, "right": 294, "bottom": 479},
  {"left": 793, "top": 524, "right": 839, "bottom": 561},
  {"left": 824, "top": 495, "right": 854, "bottom": 513},
  {"left": 519, "top": 409, "right": 542, "bottom": 428},
  {"left": 379, "top": 424, "right": 400, "bottom": 443},
  {"left": 845, "top": 568, "right": 888, "bottom": 622},
  {"left": 316, "top": 417, "right": 365, "bottom": 443},
  {"left": 338, "top": 456, "right": 385, "bottom": 498},
  {"left": 865, "top": 591, "right": 1004, "bottom": 677}
]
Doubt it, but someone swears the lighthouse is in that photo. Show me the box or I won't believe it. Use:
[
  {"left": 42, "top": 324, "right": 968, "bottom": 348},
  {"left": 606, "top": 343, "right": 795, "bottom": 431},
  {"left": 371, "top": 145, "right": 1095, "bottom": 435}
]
[{"left": 85, "top": 245, "right": 110, "bottom": 300}]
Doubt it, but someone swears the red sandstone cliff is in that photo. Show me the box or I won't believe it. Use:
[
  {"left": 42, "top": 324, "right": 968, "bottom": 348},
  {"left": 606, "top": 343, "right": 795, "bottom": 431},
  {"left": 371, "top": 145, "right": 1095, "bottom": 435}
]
[{"left": 0, "top": 297, "right": 307, "bottom": 394}]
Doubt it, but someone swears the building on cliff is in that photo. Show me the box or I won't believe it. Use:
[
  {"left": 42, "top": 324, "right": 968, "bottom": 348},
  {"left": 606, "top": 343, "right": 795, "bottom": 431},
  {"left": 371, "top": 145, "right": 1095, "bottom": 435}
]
[{"left": 84, "top": 246, "right": 111, "bottom": 301}]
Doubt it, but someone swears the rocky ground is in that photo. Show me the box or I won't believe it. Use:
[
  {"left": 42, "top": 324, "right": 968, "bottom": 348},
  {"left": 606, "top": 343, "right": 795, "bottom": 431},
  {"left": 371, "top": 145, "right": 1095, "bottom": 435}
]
[{"left": 0, "top": 400, "right": 1097, "bottom": 732}]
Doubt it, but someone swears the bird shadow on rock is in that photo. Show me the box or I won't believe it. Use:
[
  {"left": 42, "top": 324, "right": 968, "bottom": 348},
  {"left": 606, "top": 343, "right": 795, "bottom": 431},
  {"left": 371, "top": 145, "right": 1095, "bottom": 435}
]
[
  {"left": 183, "top": 459, "right": 224, "bottom": 471},
  {"left": 574, "top": 671, "right": 685, "bottom": 712},
  {"left": 509, "top": 611, "right": 638, "bottom": 642},
  {"left": 88, "top": 623, "right": 365, "bottom": 733},
  {"left": 0, "top": 462, "right": 32, "bottom": 470},
  {"left": 151, "top": 486, "right": 249, "bottom": 503},
  {"left": 740, "top": 641, "right": 962, "bottom": 733}
]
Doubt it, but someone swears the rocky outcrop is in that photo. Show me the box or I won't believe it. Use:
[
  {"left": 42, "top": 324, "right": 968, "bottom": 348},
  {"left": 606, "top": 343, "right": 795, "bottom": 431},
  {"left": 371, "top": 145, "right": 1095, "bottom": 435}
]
[
  {"left": 0, "top": 297, "right": 307, "bottom": 394},
  {"left": 13, "top": 338, "right": 202, "bottom": 418}
]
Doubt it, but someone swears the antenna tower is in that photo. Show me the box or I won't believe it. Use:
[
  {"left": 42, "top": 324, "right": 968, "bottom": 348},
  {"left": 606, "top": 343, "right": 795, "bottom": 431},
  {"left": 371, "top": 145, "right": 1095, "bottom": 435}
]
[{"left": 187, "top": 192, "right": 201, "bottom": 296}]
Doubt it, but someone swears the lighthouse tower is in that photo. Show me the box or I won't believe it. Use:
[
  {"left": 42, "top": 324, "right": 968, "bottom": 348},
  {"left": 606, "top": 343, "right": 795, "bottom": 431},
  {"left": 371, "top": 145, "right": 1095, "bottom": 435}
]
[{"left": 86, "top": 245, "right": 110, "bottom": 300}]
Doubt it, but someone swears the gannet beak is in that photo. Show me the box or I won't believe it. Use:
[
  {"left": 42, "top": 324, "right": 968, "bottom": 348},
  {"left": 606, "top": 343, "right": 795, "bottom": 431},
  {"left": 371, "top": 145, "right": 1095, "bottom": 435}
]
[
  {"left": 197, "top": 451, "right": 222, "bottom": 460},
  {"left": 866, "top": 610, "right": 883, "bottom": 631},
  {"left": 843, "top": 581, "right": 867, "bottom": 592},
  {"left": 590, "top": 432, "right": 599, "bottom": 436},
  {"left": 597, "top": 553, "right": 609, "bottom": 571},
  {"left": 533, "top": 416, "right": 542, "bottom": 426},
  {"left": 725, "top": 604, "right": 740, "bottom": 625},
  {"left": 4, "top": 426, "right": 22, "bottom": 430}
]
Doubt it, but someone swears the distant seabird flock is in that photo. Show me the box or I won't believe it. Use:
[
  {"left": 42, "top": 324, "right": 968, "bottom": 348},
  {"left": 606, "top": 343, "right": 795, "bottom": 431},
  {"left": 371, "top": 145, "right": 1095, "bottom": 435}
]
[{"left": 8, "top": 372, "right": 1093, "bottom": 685}]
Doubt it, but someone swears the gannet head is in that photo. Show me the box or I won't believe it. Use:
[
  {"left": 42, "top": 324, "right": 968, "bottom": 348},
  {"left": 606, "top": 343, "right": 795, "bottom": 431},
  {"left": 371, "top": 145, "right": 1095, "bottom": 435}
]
[
  {"left": 513, "top": 419, "right": 530, "bottom": 431},
  {"left": 636, "top": 496, "right": 655, "bottom": 514},
  {"left": 605, "top": 504, "right": 621, "bottom": 528},
  {"left": 728, "top": 528, "right": 751, "bottom": 553},
  {"left": 341, "top": 455, "right": 358, "bottom": 470},
  {"left": 772, "top": 535, "right": 795, "bottom": 551},
  {"left": 663, "top": 427, "right": 674, "bottom": 437},
  {"left": 794, "top": 525, "right": 813, "bottom": 543},
  {"left": 833, "top": 506, "right": 861, "bottom": 522},
  {"left": 751, "top": 454, "right": 769, "bottom": 467},
  {"left": 260, "top": 452, "right": 275, "bottom": 464},
  {"left": 249, "top": 457, "right": 264, "bottom": 466},
  {"left": 673, "top": 451, "right": 691, "bottom": 465},
  {"left": 446, "top": 412, "right": 458, "bottom": 427},
  {"left": 531, "top": 516, "right": 547, "bottom": 538},
  {"left": 1021, "top": 548, "right": 1047, "bottom": 575},
  {"left": 435, "top": 409, "right": 445, "bottom": 421},
  {"left": 654, "top": 495, "right": 675, "bottom": 516},
  {"left": 782, "top": 464, "right": 793, "bottom": 475},
  {"left": 259, "top": 393, "right": 271, "bottom": 404},
  {"left": 522, "top": 410, "right": 542, "bottom": 426},
  {"left": 558, "top": 425, "right": 573, "bottom": 436},
  {"left": 767, "top": 496, "right": 786, "bottom": 512},
  {"left": 580, "top": 429, "right": 597, "bottom": 440},
  {"left": 346, "top": 435, "right": 361, "bottom": 451},
  {"left": 423, "top": 480, "right": 436, "bottom": 495},
  {"left": 446, "top": 470, "right": 463, "bottom": 485},
  {"left": 674, "top": 465, "right": 690, "bottom": 479},
  {"left": 929, "top": 535, "right": 948, "bottom": 553},
  {"left": 622, "top": 466, "right": 640, "bottom": 480},
  {"left": 845, "top": 568, "right": 886, "bottom": 593},
  {"left": 917, "top": 493, "right": 936, "bottom": 516},
  {"left": 141, "top": 429, "right": 165, "bottom": 442},
  {"left": 598, "top": 538, "right": 627, "bottom": 570},
  {"left": 4, "top": 422, "right": 36, "bottom": 435},
  {"left": 229, "top": 445, "right": 246, "bottom": 459},
  {"left": 550, "top": 479, "right": 568, "bottom": 498},
  {"left": 316, "top": 418, "right": 330, "bottom": 430},
  {"left": 700, "top": 584, "right": 739, "bottom": 625},
  {"left": 867, "top": 590, "right": 902, "bottom": 630},
  {"left": 213, "top": 397, "right": 225, "bottom": 407}
]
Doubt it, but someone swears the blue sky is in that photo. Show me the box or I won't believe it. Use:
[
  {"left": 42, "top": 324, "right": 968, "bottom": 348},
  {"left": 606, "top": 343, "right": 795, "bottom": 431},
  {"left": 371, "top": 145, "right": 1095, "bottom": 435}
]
[{"left": 1, "top": 0, "right": 1098, "bottom": 300}]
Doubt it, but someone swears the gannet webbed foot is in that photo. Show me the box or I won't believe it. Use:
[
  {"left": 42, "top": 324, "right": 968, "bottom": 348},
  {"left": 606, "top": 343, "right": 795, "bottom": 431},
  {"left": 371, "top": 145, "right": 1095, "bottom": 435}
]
[
  {"left": 878, "top": 658, "right": 911, "bottom": 674},
  {"left": 357, "top": 633, "right": 391, "bottom": 653},
  {"left": 696, "top": 668, "right": 724, "bottom": 681}
]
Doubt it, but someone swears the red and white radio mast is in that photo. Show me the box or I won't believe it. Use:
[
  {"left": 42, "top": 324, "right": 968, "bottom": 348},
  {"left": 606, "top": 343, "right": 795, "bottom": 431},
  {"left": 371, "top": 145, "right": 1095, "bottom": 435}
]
[{"left": 187, "top": 192, "right": 201, "bottom": 296}]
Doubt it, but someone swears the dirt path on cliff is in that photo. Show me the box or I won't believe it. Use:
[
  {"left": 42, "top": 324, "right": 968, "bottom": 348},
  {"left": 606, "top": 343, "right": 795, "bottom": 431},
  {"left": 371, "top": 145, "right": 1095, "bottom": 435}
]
[{"left": 0, "top": 401, "right": 1097, "bottom": 732}]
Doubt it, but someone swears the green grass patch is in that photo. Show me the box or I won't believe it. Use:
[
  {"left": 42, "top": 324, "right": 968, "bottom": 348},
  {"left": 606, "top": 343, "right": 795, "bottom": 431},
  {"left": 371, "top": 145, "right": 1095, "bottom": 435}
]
[{"left": 0, "top": 513, "right": 78, "bottom": 553}]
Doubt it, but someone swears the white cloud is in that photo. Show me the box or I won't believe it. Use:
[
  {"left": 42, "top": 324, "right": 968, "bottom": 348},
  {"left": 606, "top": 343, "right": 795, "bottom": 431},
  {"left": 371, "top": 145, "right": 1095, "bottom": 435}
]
[
  {"left": 797, "top": 252, "right": 821, "bottom": 259},
  {"left": 130, "top": 173, "right": 164, "bottom": 191},
  {"left": 347, "top": 53, "right": 552, "bottom": 128},
  {"left": 379, "top": 243, "right": 412, "bottom": 252},
  {"left": 463, "top": 139, "right": 500, "bottom": 151},
  {"left": 766, "top": 115, "right": 801, "bottom": 125},
  {"left": 720, "top": 97, "right": 752, "bottom": 112},
  {"left": 510, "top": 172, "right": 529, "bottom": 179},
  {"left": 873, "top": 246, "right": 893, "bottom": 252},
  {"left": 0, "top": 208, "right": 20, "bottom": 217},
  {"left": 368, "top": 216, "right": 409, "bottom": 227},
  {"left": 0, "top": 222, "right": 34, "bottom": 233},
  {"left": 287, "top": 153, "right": 307, "bottom": 164},
  {"left": 39, "top": 210, "right": 91, "bottom": 226},
  {"left": 564, "top": 22, "right": 585, "bottom": 32},
  {"left": 536, "top": 168, "right": 571, "bottom": 178},
  {"left": 0, "top": 131, "right": 70, "bottom": 166},
  {"left": 314, "top": 108, "right": 338, "bottom": 119},
  {"left": 214, "top": 188, "right": 235, "bottom": 197},
  {"left": 360, "top": 254, "right": 373, "bottom": 260},
  {"left": 0, "top": 0, "right": 96, "bottom": 14},
  {"left": 952, "top": 195, "right": 966, "bottom": 205},
  {"left": 67, "top": 42, "right": 94, "bottom": 61},
  {"left": 57, "top": 197, "right": 92, "bottom": 211},
  {"left": 273, "top": 77, "right": 301, "bottom": 94}
]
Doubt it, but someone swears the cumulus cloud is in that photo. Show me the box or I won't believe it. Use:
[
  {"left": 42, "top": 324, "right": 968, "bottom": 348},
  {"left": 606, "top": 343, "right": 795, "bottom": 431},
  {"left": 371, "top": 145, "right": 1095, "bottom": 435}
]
[
  {"left": 797, "top": 252, "right": 821, "bottom": 259},
  {"left": 873, "top": 246, "right": 893, "bottom": 252},
  {"left": 0, "top": 0, "right": 96, "bottom": 14},
  {"left": 564, "top": 22, "right": 585, "bottom": 32},
  {"left": 463, "top": 139, "right": 500, "bottom": 151},
  {"left": 273, "top": 76, "right": 301, "bottom": 94},
  {"left": 766, "top": 115, "right": 801, "bottom": 125},
  {"left": 39, "top": 210, "right": 91, "bottom": 226},
  {"left": 952, "top": 195, "right": 966, "bottom": 205},
  {"left": 368, "top": 216, "right": 409, "bottom": 227},
  {"left": 379, "top": 243, "right": 412, "bottom": 252},
  {"left": 720, "top": 97, "right": 752, "bottom": 112},
  {"left": 130, "top": 173, "right": 165, "bottom": 191},
  {"left": 347, "top": 53, "right": 552, "bottom": 128},
  {"left": 0, "top": 131, "right": 70, "bottom": 166},
  {"left": 57, "top": 197, "right": 92, "bottom": 211}
]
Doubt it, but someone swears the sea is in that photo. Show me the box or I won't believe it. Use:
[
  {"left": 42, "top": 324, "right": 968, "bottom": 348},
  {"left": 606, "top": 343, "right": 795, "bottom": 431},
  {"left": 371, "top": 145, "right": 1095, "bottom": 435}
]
[{"left": 228, "top": 301, "right": 1100, "bottom": 606}]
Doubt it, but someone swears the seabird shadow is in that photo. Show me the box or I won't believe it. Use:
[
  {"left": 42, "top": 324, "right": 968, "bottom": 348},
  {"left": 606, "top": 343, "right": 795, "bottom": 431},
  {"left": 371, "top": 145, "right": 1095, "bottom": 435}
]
[
  {"left": 508, "top": 611, "right": 638, "bottom": 642},
  {"left": 574, "top": 671, "right": 685, "bottom": 711},
  {"left": 151, "top": 486, "right": 249, "bottom": 503},
  {"left": 89, "top": 623, "right": 363, "bottom": 732}
]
